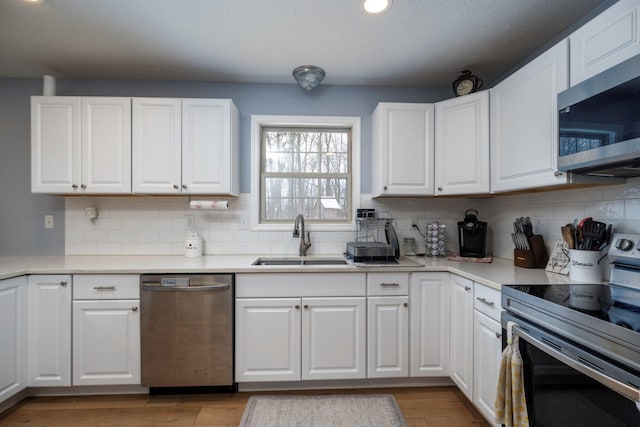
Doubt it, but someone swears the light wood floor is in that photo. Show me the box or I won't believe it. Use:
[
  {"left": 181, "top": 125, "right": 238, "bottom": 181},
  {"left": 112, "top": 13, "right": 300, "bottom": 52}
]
[{"left": 0, "top": 386, "right": 491, "bottom": 427}]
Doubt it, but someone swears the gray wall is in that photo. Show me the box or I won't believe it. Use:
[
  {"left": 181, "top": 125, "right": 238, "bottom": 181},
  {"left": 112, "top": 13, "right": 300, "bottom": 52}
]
[{"left": 0, "top": 78, "right": 450, "bottom": 256}]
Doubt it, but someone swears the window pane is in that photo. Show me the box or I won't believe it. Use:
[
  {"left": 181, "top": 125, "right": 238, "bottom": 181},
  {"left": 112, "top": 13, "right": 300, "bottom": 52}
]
[{"left": 261, "top": 125, "right": 352, "bottom": 223}]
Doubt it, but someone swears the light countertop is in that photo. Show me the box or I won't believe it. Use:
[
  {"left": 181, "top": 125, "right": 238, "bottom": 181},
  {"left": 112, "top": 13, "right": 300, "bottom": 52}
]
[{"left": 0, "top": 254, "right": 577, "bottom": 290}]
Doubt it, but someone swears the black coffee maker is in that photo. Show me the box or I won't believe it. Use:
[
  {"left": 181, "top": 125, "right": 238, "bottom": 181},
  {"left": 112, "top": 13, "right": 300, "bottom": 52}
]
[{"left": 458, "top": 209, "right": 487, "bottom": 258}]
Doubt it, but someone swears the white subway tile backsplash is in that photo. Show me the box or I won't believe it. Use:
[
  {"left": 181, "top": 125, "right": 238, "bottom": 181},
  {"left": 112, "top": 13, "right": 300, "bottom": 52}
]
[{"left": 65, "top": 180, "right": 640, "bottom": 257}]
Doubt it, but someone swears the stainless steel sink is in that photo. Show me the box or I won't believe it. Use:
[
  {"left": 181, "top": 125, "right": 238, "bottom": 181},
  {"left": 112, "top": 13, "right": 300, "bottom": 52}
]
[{"left": 252, "top": 257, "right": 347, "bottom": 266}]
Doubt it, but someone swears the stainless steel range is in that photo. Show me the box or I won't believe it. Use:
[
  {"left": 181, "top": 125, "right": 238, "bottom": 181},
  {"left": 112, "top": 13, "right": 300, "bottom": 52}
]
[{"left": 502, "top": 233, "right": 640, "bottom": 426}]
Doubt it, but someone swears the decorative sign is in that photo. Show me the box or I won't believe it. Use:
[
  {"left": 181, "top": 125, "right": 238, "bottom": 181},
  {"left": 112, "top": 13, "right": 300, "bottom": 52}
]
[{"left": 546, "top": 241, "right": 570, "bottom": 275}]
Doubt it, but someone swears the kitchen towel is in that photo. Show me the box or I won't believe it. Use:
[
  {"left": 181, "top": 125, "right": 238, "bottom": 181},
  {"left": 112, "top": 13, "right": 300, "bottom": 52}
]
[{"left": 495, "top": 323, "right": 529, "bottom": 427}]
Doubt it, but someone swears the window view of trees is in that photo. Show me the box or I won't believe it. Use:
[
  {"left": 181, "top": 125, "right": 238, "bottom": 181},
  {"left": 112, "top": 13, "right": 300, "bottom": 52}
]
[{"left": 261, "top": 127, "right": 351, "bottom": 222}]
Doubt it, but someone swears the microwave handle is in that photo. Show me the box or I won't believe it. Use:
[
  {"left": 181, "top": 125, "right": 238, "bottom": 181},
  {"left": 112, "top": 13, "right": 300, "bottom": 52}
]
[{"left": 513, "top": 324, "right": 640, "bottom": 403}]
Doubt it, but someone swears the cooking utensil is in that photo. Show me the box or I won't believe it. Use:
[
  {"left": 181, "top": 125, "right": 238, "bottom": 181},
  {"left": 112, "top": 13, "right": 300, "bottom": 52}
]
[
  {"left": 581, "top": 220, "right": 607, "bottom": 251},
  {"left": 561, "top": 225, "right": 575, "bottom": 249}
]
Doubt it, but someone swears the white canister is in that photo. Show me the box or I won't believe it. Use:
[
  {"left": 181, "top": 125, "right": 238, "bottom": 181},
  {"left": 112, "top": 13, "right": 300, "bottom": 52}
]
[
  {"left": 184, "top": 232, "right": 203, "bottom": 257},
  {"left": 568, "top": 249, "right": 603, "bottom": 283}
]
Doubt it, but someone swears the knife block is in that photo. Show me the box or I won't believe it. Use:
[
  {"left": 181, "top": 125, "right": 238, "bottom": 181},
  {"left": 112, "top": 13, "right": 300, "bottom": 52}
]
[{"left": 514, "top": 235, "right": 548, "bottom": 269}]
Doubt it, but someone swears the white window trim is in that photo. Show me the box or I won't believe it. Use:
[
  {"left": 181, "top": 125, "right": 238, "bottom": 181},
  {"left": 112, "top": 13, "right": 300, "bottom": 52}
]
[{"left": 251, "top": 115, "right": 361, "bottom": 231}]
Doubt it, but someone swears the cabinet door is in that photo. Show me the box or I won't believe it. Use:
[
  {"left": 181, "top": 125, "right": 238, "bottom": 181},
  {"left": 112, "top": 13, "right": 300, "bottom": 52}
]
[
  {"left": 449, "top": 275, "right": 474, "bottom": 399},
  {"left": 182, "top": 99, "right": 239, "bottom": 195},
  {"left": 235, "top": 298, "right": 301, "bottom": 382},
  {"left": 31, "top": 96, "right": 81, "bottom": 193},
  {"left": 132, "top": 98, "right": 182, "bottom": 194},
  {"left": 473, "top": 310, "right": 503, "bottom": 427},
  {"left": 570, "top": 0, "right": 640, "bottom": 86},
  {"left": 410, "top": 272, "right": 450, "bottom": 377},
  {"left": 81, "top": 98, "right": 131, "bottom": 193},
  {"left": 435, "top": 91, "right": 489, "bottom": 195},
  {"left": 367, "top": 296, "right": 409, "bottom": 378},
  {"left": 28, "top": 275, "right": 72, "bottom": 387},
  {"left": 372, "top": 103, "right": 434, "bottom": 196},
  {"left": 0, "top": 276, "right": 27, "bottom": 403},
  {"left": 302, "top": 297, "right": 366, "bottom": 380},
  {"left": 490, "top": 40, "right": 569, "bottom": 192},
  {"left": 72, "top": 300, "right": 141, "bottom": 385}
]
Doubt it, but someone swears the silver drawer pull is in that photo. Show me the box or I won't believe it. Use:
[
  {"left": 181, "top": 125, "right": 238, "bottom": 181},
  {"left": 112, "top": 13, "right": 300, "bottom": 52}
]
[
  {"left": 93, "top": 286, "right": 116, "bottom": 291},
  {"left": 476, "top": 297, "right": 495, "bottom": 306},
  {"left": 380, "top": 282, "right": 400, "bottom": 287},
  {"left": 131, "top": 306, "right": 138, "bottom": 312}
]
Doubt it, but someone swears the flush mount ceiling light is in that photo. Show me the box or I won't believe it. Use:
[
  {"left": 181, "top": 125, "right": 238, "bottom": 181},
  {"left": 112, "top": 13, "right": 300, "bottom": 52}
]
[
  {"left": 363, "top": 0, "right": 392, "bottom": 14},
  {"left": 22, "top": 0, "right": 45, "bottom": 4},
  {"left": 292, "top": 65, "right": 326, "bottom": 93}
]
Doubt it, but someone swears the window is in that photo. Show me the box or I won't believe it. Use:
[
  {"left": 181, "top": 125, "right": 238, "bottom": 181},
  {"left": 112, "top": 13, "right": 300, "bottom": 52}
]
[{"left": 251, "top": 115, "right": 360, "bottom": 231}]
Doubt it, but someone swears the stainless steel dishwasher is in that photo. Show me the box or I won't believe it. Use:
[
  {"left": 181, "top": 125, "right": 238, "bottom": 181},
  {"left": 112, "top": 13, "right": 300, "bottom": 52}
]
[{"left": 140, "top": 274, "right": 235, "bottom": 391}]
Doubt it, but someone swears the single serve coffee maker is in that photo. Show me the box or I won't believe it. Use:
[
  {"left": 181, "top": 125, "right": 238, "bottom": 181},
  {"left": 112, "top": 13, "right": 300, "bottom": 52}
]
[{"left": 457, "top": 209, "right": 487, "bottom": 258}]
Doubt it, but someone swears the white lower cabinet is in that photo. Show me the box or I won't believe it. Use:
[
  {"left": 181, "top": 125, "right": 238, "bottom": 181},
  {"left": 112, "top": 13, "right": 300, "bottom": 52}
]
[
  {"left": 0, "top": 276, "right": 27, "bottom": 404},
  {"left": 72, "top": 275, "right": 141, "bottom": 386},
  {"left": 410, "top": 273, "right": 450, "bottom": 377},
  {"left": 367, "top": 296, "right": 409, "bottom": 378},
  {"left": 27, "top": 275, "right": 72, "bottom": 387},
  {"left": 449, "top": 275, "right": 474, "bottom": 399},
  {"left": 235, "top": 298, "right": 302, "bottom": 382},
  {"left": 235, "top": 273, "right": 367, "bottom": 383},
  {"left": 302, "top": 297, "right": 366, "bottom": 380},
  {"left": 473, "top": 310, "right": 502, "bottom": 427},
  {"left": 72, "top": 300, "right": 141, "bottom": 385}
]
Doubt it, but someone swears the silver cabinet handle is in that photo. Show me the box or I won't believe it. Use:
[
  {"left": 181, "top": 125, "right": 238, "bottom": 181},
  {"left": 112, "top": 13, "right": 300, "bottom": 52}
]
[
  {"left": 380, "top": 282, "right": 400, "bottom": 287},
  {"left": 403, "top": 302, "right": 408, "bottom": 308},
  {"left": 60, "top": 281, "right": 68, "bottom": 287},
  {"left": 476, "top": 297, "right": 495, "bottom": 306},
  {"left": 93, "top": 286, "right": 116, "bottom": 291},
  {"left": 294, "top": 305, "right": 300, "bottom": 310},
  {"left": 383, "top": 185, "right": 388, "bottom": 190},
  {"left": 182, "top": 184, "right": 187, "bottom": 189},
  {"left": 72, "top": 184, "right": 78, "bottom": 189},
  {"left": 303, "top": 304, "right": 309, "bottom": 309},
  {"left": 464, "top": 286, "right": 471, "bottom": 291},
  {"left": 173, "top": 184, "right": 179, "bottom": 189},
  {"left": 131, "top": 307, "right": 138, "bottom": 312},
  {"left": 554, "top": 171, "right": 563, "bottom": 177},
  {"left": 495, "top": 332, "right": 502, "bottom": 339},
  {"left": 80, "top": 184, "right": 86, "bottom": 189},
  {"left": 437, "top": 186, "right": 443, "bottom": 191}
]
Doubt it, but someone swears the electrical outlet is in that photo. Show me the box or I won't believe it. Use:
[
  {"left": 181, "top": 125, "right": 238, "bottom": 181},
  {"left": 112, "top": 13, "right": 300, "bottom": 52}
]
[
  {"left": 185, "top": 215, "right": 195, "bottom": 229},
  {"left": 44, "top": 215, "right": 54, "bottom": 229},
  {"left": 410, "top": 216, "right": 418, "bottom": 228}
]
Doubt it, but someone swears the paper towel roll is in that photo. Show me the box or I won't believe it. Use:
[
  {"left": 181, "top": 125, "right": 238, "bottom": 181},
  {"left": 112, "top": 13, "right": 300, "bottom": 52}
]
[{"left": 189, "top": 200, "right": 229, "bottom": 210}]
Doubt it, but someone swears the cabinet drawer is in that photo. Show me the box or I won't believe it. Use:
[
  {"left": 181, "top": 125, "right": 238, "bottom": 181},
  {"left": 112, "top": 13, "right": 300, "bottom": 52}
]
[
  {"left": 73, "top": 275, "right": 140, "bottom": 300},
  {"left": 236, "top": 273, "right": 366, "bottom": 298},
  {"left": 473, "top": 283, "right": 502, "bottom": 321},
  {"left": 367, "top": 273, "right": 409, "bottom": 296}
]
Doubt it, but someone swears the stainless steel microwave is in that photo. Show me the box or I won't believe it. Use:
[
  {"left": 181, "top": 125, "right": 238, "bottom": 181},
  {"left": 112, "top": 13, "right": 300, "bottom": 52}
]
[{"left": 558, "top": 54, "right": 640, "bottom": 177}]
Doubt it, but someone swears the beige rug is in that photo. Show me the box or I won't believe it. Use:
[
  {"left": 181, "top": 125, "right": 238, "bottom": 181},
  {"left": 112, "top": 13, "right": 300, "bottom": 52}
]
[{"left": 239, "top": 394, "right": 407, "bottom": 427}]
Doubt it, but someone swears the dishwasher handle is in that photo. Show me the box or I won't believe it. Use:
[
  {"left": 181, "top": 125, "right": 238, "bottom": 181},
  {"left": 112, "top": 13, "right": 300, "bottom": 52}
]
[{"left": 141, "top": 283, "right": 230, "bottom": 292}]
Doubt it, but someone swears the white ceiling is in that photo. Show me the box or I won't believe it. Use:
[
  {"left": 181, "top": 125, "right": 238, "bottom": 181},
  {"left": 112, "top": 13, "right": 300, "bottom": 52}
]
[{"left": 0, "top": 0, "right": 604, "bottom": 87}]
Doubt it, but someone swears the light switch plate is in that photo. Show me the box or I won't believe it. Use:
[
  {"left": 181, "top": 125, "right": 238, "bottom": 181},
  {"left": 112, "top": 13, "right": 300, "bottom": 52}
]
[{"left": 44, "top": 215, "right": 54, "bottom": 229}]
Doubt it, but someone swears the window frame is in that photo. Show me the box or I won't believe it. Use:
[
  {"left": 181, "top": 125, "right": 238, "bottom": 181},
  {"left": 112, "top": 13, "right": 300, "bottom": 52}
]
[{"left": 251, "top": 115, "right": 361, "bottom": 231}]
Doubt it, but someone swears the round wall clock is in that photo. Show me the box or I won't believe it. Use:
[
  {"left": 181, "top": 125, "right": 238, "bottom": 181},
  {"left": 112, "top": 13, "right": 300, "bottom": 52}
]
[{"left": 452, "top": 70, "right": 483, "bottom": 96}]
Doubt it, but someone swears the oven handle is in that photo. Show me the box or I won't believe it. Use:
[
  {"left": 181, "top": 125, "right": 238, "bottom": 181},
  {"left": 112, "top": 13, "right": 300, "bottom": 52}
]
[{"left": 513, "top": 324, "right": 640, "bottom": 403}]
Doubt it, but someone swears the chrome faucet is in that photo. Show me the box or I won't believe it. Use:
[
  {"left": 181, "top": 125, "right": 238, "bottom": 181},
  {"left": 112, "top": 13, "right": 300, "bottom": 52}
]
[{"left": 293, "top": 214, "right": 312, "bottom": 256}]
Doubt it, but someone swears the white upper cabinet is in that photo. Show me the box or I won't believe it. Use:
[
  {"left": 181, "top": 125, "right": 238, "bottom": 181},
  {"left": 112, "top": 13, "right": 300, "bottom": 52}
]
[
  {"left": 570, "top": 0, "right": 640, "bottom": 86},
  {"left": 132, "top": 98, "right": 239, "bottom": 195},
  {"left": 372, "top": 103, "right": 435, "bottom": 196},
  {"left": 132, "top": 98, "right": 182, "bottom": 194},
  {"left": 182, "top": 98, "right": 239, "bottom": 195},
  {"left": 31, "top": 97, "right": 131, "bottom": 194},
  {"left": 490, "top": 40, "right": 569, "bottom": 192},
  {"left": 435, "top": 91, "right": 490, "bottom": 195}
]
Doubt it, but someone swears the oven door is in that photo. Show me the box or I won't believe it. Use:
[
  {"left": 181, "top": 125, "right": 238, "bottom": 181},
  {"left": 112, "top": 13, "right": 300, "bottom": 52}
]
[{"left": 502, "top": 312, "right": 640, "bottom": 426}]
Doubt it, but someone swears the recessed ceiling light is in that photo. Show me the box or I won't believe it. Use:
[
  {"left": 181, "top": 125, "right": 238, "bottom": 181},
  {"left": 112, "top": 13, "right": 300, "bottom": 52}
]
[
  {"left": 22, "top": 0, "right": 45, "bottom": 4},
  {"left": 363, "top": 0, "right": 392, "bottom": 15}
]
